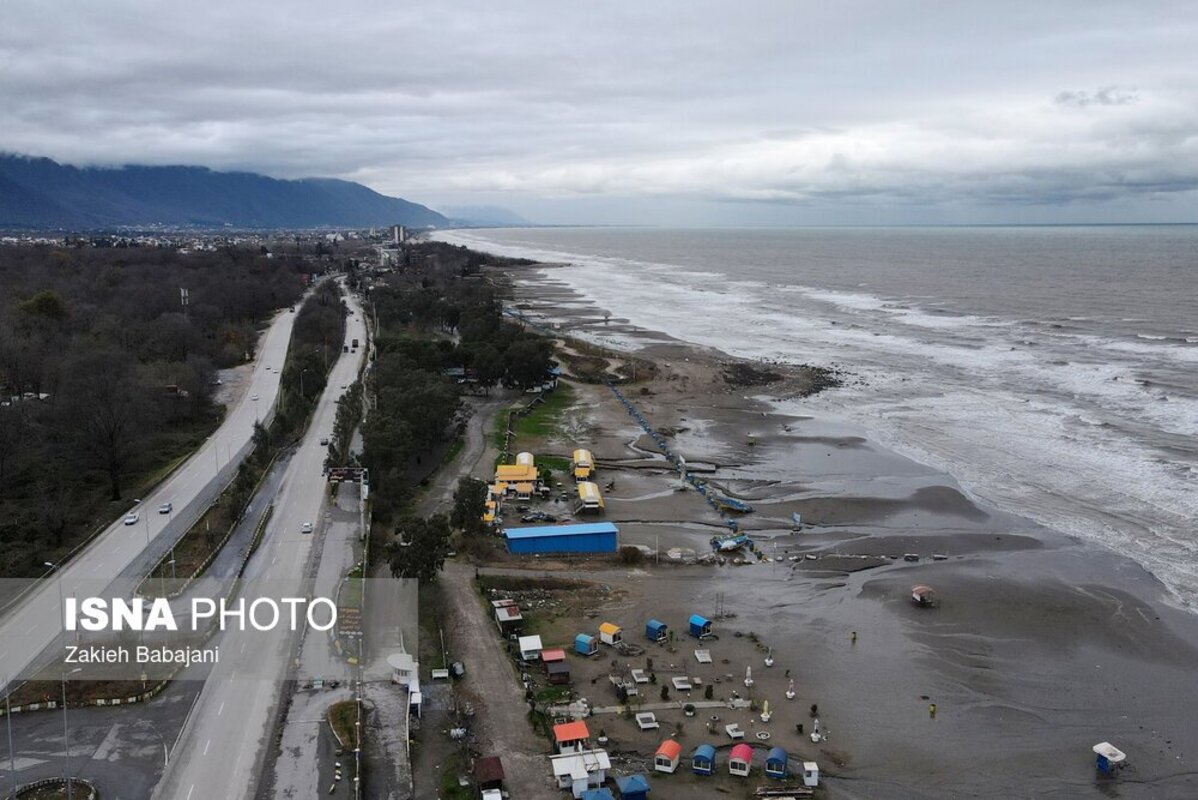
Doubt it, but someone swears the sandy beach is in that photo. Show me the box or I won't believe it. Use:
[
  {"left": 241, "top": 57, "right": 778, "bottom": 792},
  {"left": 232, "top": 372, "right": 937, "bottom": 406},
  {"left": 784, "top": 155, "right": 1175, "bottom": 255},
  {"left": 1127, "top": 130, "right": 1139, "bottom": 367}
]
[{"left": 485, "top": 259, "right": 1198, "bottom": 799}]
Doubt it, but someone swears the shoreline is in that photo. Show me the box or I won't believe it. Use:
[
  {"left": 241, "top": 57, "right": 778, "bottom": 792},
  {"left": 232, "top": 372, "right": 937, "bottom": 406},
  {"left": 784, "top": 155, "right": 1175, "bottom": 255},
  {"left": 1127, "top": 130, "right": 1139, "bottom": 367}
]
[{"left": 470, "top": 251, "right": 1198, "bottom": 798}]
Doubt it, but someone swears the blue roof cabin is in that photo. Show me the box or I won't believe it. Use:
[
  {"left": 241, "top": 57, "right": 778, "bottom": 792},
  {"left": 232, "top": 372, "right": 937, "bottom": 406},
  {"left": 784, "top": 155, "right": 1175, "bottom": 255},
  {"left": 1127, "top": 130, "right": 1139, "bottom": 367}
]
[
  {"left": 614, "top": 774, "right": 650, "bottom": 799},
  {"left": 689, "top": 614, "right": 712, "bottom": 638},
  {"left": 645, "top": 619, "right": 668, "bottom": 642},
  {"left": 765, "top": 747, "right": 788, "bottom": 779},
  {"left": 574, "top": 633, "right": 598, "bottom": 656},
  {"left": 691, "top": 744, "right": 716, "bottom": 775},
  {"left": 581, "top": 789, "right": 614, "bottom": 800},
  {"left": 504, "top": 522, "right": 619, "bottom": 554}
]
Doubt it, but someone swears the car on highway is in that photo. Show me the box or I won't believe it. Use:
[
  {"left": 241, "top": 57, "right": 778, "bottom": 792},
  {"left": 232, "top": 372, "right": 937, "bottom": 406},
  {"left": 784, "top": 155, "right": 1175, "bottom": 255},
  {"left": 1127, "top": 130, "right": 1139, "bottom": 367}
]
[
  {"left": 301, "top": 522, "right": 313, "bottom": 534},
  {"left": 319, "top": 437, "right": 329, "bottom": 446},
  {"left": 123, "top": 511, "right": 139, "bottom": 525},
  {"left": 250, "top": 393, "right": 259, "bottom": 401},
  {"left": 159, "top": 502, "right": 172, "bottom": 514}
]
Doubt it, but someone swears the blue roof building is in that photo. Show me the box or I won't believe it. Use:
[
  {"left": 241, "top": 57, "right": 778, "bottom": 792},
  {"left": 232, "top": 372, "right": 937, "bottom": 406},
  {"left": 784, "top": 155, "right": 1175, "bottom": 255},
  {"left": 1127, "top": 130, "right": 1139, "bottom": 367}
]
[
  {"left": 765, "top": 747, "right": 788, "bottom": 779},
  {"left": 575, "top": 633, "right": 598, "bottom": 656},
  {"left": 581, "top": 789, "right": 615, "bottom": 800},
  {"left": 645, "top": 619, "right": 668, "bottom": 642},
  {"left": 691, "top": 744, "right": 716, "bottom": 775},
  {"left": 689, "top": 614, "right": 712, "bottom": 638},
  {"left": 504, "top": 522, "right": 619, "bottom": 554},
  {"left": 615, "top": 773, "right": 650, "bottom": 799}
]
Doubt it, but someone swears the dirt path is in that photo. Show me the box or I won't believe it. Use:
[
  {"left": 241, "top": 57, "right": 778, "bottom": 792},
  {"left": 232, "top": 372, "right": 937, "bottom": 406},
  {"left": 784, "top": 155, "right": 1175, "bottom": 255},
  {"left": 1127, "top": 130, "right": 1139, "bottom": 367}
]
[
  {"left": 441, "top": 560, "right": 557, "bottom": 800},
  {"left": 416, "top": 392, "right": 513, "bottom": 517}
]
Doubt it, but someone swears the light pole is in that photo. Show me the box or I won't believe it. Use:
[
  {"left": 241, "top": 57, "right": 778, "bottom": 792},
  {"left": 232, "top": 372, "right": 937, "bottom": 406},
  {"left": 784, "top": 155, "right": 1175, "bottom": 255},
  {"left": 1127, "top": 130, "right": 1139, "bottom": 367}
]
[
  {"left": 5, "top": 672, "right": 15, "bottom": 799},
  {"left": 61, "top": 667, "right": 82, "bottom": 800},
  {"left": 44, "top": 560, "right": 66, "bottom": 638},
  {"left": 253, "top": 396, "right": 260, "bottom": 423}
]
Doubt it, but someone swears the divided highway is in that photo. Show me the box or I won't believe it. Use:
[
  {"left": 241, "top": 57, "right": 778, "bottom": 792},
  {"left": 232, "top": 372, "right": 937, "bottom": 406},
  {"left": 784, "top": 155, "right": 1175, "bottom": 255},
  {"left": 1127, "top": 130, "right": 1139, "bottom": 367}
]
[
  {"left": 152, "top": 292, "right": 368, "bottom": 800},
  {"left": 0, "top": 304, "right": 298, "bottom": 685}
]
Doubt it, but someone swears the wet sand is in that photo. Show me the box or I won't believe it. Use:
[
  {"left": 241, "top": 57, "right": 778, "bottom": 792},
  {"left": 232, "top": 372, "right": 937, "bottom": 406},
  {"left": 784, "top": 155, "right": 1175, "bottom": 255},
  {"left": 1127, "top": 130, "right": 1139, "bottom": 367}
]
[{"left": 493, "top": 260, "right": 1198, "bottom": 799}]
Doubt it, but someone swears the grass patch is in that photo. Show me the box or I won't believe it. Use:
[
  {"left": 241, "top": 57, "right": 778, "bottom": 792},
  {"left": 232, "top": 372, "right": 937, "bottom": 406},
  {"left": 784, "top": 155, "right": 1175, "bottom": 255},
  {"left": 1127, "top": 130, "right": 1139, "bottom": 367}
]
[
  {"left": 512, "top": 382, "right": 575, "bottom": 439},
  {"left": 535, "top": 685, "right": 572, "bottom": 704},
  {"left": 437, "top": 752, "right": 474, "bottom": 800},
  {"left": 328, "top": 699, "right": 362, "bottom": 749},
  {"left": 418, "top": 582, "right": 449, "bottom": 671}
]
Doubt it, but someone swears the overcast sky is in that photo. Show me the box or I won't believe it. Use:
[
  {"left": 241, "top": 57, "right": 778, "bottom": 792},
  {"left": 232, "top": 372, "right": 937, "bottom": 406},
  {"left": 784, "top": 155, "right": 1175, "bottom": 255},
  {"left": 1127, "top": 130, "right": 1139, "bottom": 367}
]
[{"left": 3, "top": 1, "right": 1197, "bottom": 224}]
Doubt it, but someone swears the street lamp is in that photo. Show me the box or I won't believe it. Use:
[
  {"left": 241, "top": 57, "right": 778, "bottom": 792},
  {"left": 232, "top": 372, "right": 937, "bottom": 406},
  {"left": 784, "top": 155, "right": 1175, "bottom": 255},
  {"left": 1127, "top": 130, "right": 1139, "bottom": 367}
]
[
  {"left": 44, "top": 561, "right": 66, "bottom": 635},
  {"left": 61, "top": 666, "right": 82, "bottom": 800}
]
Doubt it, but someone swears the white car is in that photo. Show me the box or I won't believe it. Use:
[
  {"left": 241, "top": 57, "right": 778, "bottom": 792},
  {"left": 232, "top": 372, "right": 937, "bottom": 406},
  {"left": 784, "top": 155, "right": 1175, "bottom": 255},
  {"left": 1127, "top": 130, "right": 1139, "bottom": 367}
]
[
  {"left": 123, "top": 512, "right": 139, "bottom": 525},
  {"left": 159, "top": 502, "right": 172, "bottom": 514},
  {"left": 250, "top": 393, "right": 259, "bottom": 401},
  {"left": 301, "top": 522, "right": 313, "bottom": 534}
]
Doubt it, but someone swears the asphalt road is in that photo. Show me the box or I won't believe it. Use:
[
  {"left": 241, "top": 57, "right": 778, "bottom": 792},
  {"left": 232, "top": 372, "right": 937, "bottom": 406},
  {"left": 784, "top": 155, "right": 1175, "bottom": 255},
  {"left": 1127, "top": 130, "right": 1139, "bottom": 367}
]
[
  {"left": 0, "top": 304, "right": 300, "bottom": 687},
  {"left": 151, "top": 292, "right": 368, "bottom": 800}
]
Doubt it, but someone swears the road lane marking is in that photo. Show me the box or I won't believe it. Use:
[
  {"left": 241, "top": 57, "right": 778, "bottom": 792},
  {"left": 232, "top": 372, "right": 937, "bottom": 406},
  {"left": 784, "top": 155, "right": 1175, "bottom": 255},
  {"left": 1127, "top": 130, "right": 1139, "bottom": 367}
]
[
  {"left": 218, "top": 702, "right": 224, "bottom": 716},
  {"left": 204, "top": 739, "right": 210, "bottom": 755},
  {"left": 186, "top": 785, "right": 194, "bottom": 800}
]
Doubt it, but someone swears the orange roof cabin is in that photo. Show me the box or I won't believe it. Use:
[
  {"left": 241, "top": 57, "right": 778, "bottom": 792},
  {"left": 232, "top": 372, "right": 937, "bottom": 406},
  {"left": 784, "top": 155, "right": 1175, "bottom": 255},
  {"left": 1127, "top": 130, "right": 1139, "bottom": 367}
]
[
  {"left": 541, "top": 648, "right": 567, "bottom": 667},
  {"left": 554, "top": 720, "right": 591, "bottom": 754},
  {"left": 654, "top": 739, "right": 682, "bottom": 773}
]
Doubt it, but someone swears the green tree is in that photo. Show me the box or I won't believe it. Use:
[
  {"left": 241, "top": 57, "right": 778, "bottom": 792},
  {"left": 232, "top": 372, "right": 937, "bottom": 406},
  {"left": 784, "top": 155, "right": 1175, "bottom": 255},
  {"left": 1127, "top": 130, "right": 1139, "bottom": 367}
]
[
  {"left": 472, "top": 344, "right": 503, "bottom": 394},
  {"left": 387, "top": 514, "right": 451, "bottom": 583},
  {"left": 451, "top": 477, "right": 488, "bottom": 536}
]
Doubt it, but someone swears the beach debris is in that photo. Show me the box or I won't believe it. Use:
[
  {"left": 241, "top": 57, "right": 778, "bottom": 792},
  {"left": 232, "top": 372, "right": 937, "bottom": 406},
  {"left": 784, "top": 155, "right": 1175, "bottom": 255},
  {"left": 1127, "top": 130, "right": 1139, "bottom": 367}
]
[
  {"left": 764, "top": 647, "right": 774, "bottom": 667},
  {"left": 744, "top": 666, "right": 754, "bottom": 687},
  {"left": 851, "top": 631, "right": 858, "bottom": 644},
  {"left": 911, "top": 585, "right": 937, "bottom": 607},
  {"left": 760, "top": 700, "right": 771, "bottom": 723},
  {"left": 810, "top": 717, "right": 823, "bottom": 743},
  {"left": 791, "top": 512, "right": 803, "bottom": 528},
  {"left": 1093, "top": 742, "right": 1127, "bottom": 776},
  {"left": 929, "top": 703, "right": 937, "bottom": 718},
  {"left": 786, "top": 679, "right": 796, "bottom": 700}
]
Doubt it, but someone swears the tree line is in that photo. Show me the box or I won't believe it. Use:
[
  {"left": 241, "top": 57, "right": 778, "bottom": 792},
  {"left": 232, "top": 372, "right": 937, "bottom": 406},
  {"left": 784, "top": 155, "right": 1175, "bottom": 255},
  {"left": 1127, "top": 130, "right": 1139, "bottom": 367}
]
[{"left": 0, "top": 244, "right": 308, "bottom": 576}]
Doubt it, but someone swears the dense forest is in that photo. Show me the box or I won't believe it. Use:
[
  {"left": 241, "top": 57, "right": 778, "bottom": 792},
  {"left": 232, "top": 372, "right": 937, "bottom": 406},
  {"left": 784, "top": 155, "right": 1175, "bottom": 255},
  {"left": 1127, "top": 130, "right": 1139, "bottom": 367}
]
[
  {"left": 359, "top": 242, "right": 553, "bottom": 532},
  {"left": 0, "top": 244, "right": 307, "bottom": 576}
]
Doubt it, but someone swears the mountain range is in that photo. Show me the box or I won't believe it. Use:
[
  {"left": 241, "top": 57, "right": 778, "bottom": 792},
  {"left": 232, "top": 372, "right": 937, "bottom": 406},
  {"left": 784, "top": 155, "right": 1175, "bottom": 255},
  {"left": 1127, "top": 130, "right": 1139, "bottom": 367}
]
[{"left": 0, "top": 154, "right": 450, "bottom": 230}]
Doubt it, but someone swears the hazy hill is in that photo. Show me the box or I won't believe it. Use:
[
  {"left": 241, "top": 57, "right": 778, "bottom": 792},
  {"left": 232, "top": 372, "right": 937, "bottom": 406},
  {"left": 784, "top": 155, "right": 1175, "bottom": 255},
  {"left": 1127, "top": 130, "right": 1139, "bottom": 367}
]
[
  {"left": 443, "top": 204, "right": 532, "bottom": 226},
  {"left": 0, "top": 154, "right": 449, "bottom": 229}
]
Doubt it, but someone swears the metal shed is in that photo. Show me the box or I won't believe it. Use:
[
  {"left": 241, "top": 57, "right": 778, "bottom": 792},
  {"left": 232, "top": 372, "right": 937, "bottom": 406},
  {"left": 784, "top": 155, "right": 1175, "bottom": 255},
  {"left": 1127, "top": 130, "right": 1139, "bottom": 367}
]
[
  {"left": 599, "top": 622, "right": 623, "bottom": 646},
  {"left": 474, "top": 755, "right": 504, "bottom": 790},
  {"left": 581, "top": 789, "right": 614, "bottom": 800},
  {"left": 614, "top": 774, "right": 650, "bottom": 799},
  {"left": 691, "top": 744, "right": 716, "bottom": 775},
  {"left": 517, "top": 634, "right": 543, "bottom": 661},
  {"left": 729, "top": 743, "right": 753, "bottom": 777},
  {"left": 765, "top": 747, "right": 788, "bottom": 779},
  {"left": 645, "top": 619, "right": 668, "bottom": 642},
  {"left": 504, "top": 522, "right": 618, "bottom": 554},
  {"left": 575, "top": 633, "right": 598, "bottom": 656},
  {"left": 547, "top": 661, "right": 571, "bottom": 685},
  {"left": 689, "top": 614, "right": 712, "bottom": 638}
]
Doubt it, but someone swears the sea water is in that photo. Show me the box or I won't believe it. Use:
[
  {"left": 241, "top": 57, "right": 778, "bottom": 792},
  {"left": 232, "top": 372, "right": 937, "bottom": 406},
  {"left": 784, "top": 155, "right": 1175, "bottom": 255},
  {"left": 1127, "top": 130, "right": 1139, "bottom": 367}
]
[{"left": 436, "top": 225, "right": 1198, "bottom": 607}]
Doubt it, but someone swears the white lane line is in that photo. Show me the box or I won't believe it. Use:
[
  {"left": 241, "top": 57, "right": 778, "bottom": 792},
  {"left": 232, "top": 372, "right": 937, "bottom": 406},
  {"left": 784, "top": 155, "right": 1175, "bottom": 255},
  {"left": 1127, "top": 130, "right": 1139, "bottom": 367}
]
[
  {"left": 240, "top": 641, "right": 246, "bottom": 653},
  {"left": 186, "top": 785, "right": 195, "bottom": 800},
  {"left": 218, "top": 701, "right": 225, "bottom": 716},
  {"left": 204, "top": 739, "right": 211, "bottom": 755}
]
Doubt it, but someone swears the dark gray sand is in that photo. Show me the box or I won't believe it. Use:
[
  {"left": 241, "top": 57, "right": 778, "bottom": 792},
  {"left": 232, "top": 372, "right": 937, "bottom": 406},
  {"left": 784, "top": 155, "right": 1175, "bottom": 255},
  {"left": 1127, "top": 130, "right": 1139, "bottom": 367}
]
[{"left": 492, "top": 261, "right": 1198, "bottom": 799}]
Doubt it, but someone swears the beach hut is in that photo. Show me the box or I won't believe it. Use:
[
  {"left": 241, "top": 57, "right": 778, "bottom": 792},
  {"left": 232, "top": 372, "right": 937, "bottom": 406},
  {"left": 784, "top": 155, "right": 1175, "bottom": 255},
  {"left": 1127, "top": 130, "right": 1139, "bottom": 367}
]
[
  {"left": 542, "top": 648, "right": 567, "bottom": 668},
  {"left": 801, "top": 761, "right": 820, "bottom": 787},
  {"left": 493, "top": 603, "right": 523, "bottom": 634},
  {"left": 688, "top": 614, "right": 712, "bottom": 638},
  {"left": 495, "top": 463, "right": 538, "bottom": 485},
  {"left": 691, "top": 744, "right": 716, "bottom": 775},
  {"left": 516, "top": 451, "right": 535, "bottom": 467},
  {"left": 614, "top": 774, "right": 650, "bottom": 800},
  {"left": 728, "top": 743, "right": 753, "bottom": 777},
  {"left": 547, "top": 661, "right": 571, "bottom": 685},
  {"left": 517, "top": 634, "right": 543, "bottom": 661},
  {"left": 575, "top": 633, "right": 599, "bottom": 656},
  {"left": 654, "top": 740, "right": 682, "bottom": 774},
  {"left": 581, "top": 789, "right": 614, "bottom": 800},
  {"left": 645, "top": 619, "right": 668, "bottom": 643},
  {"left": 551, "top": 750, "right": 610, "bottom": 797},
  {"left": 553, "top": 720, "right": 591, "bottom": 754},
  {"left": 765, "top": 747, "right": 788, "bottom": 779},
  {"left": 474, "top": 755, "right": 504, "bottom": 791},
  {"left": 599, "top": 622, "right": 623, "bottom": 646}
]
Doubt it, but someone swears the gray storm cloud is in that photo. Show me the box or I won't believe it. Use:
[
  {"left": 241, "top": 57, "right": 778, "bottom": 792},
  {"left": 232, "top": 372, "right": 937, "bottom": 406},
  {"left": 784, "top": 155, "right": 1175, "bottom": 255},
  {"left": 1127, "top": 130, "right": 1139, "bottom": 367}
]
[{"left": 2, "top": 0, "right": 1196, "bottom": 223}]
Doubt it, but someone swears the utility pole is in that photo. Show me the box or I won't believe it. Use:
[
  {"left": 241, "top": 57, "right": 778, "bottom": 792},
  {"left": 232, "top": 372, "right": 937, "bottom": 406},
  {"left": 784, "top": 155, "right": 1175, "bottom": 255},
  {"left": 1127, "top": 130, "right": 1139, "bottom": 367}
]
[{"left": 5, "top": 673, "right": 15, "bottom": 799}]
